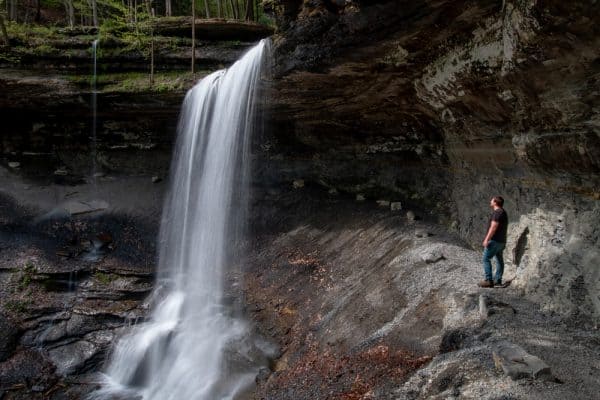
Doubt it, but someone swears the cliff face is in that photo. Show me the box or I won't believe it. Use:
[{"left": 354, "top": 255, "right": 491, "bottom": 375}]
[
  {"left": 0, "top": 3, "right": 599, "bottom": 398},
  {"left": 264, "top": 0, "right": 600, "bottom": 320}
]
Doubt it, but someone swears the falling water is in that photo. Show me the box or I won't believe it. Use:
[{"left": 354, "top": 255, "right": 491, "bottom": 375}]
[
  {"left": 91, "top": 39, "right": 99, "bottom": 186},
  {"left": 94, "top": 39, "right": 271, "bottom": 400}
]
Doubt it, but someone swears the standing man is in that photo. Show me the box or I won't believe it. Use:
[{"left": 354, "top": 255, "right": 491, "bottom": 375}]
[{"left": 479, "top": 196, "right": 508, "bottom": 288}]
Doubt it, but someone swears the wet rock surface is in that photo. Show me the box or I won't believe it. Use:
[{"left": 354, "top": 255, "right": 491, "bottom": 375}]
[{"left": 0, "top": 186, "right": 157, "bottom": 399}]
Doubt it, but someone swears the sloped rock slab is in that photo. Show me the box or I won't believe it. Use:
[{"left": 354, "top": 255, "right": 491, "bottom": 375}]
[
  {"left": 492, "top": 341, "right": 553, "bottom": 380},
  {"left": 47, "top": 330, "right": 115, "bottom": 375}
]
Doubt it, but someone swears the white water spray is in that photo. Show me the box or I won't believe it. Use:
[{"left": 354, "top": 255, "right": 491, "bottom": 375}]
[
  {"left": 94, "top": 40, "right": 271, "bottom": 400},
  {"left": 91, "top": 39, "right": 99, "bottom": 186}
]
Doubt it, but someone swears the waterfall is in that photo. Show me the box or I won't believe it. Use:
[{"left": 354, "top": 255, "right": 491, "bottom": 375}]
[
  {"left": 91, "top": 39, "right": 99, "bottom": 185},
  {"left": 93, "top": 39, "right": 271, "bottom": 400}
]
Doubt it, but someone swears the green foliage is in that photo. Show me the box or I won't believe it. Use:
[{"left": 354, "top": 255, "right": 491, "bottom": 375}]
[
  {"left": 0, "top": 52, "right": 20, "bottom": 63},
  {"left": 94, "top": 271, "right": 113, "bottom": 285},
  {"left": 257, "top": 13, "right": 273, "bottom": 27},
  {"left": 5, "top": 20, "right": 61, "bottom": 39},
  {"left": 17, "top": 261, "right": 37, "bottom": 291},
  {"left": 40, "top": 0, "right": 64, "bottom": 10}
]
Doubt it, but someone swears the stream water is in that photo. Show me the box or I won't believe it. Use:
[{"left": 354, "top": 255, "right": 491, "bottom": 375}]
[{"left": 93, "top": 39, "right": 271, "bottom": 400}]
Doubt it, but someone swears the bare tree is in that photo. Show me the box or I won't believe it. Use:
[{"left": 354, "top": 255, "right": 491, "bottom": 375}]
[
  {"left": 228, "top": 0, "right": 236, "bottom": 19},
  {"left": 86, "top": 0, "right": 98, "bottom": 26},
  {"left": 34, "top": 0, "right": 40, "bottom": 22},
  {"left": 149, "top": 6, "right": 155, "bottom": 84},
  {"left": 216, "top": 0, "right": 222, "bottom": 18},
  {"left": 165, "top": 0, "right": 171, "bottom": 16},
  {"left": 203, "top": 0, "right": 209, "bottom": 18},
  {"left": 8, "top": 0, "right": 17, "bottom": 22},
  {"left": 191, "top": 0, "right": 195, "bottom": 73},
  {"left": 63, "top": 0, "right": 75, "bottom": 28},
  {"left": 0, "top": 13, "right": 9, "bottom": 46},
  {"left": 244, "top": 0, "right": 253, "bottom": 21}
]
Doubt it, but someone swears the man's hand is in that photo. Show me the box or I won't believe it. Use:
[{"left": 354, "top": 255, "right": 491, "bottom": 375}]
[{"left": 483, "top": 221, "right": 499, "bottom": 248}]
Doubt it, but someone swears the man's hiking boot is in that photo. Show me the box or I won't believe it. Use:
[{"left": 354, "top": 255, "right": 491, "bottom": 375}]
[
  {"left": 478, "top": 280, "right": 494, "bottom": 288},
  {"left": 494, "top": 280, "right": 502, "bottom": 287}
]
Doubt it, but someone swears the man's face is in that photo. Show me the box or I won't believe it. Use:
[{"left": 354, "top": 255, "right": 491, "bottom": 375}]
[{"left": 490, "top": 199, "right": 495, "bottom": 208}]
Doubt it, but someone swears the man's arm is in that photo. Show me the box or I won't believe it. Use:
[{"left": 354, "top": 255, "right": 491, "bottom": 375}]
[{"left": 483, "top": 221, "right": 499, "bottom": 247}]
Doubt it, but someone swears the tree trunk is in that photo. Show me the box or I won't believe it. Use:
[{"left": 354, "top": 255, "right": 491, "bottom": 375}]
[
  {"left": 244, "top": 0, "right": 253, "bottom": 21},
  {"left": 0, "top": 14, "right": 9, "bottom": 46},
  {"left": 203, "top": 0, "right": 209, "bottom": 18},
  {"left": 217, "top": 0, "right": 222, "bottom": 18},
  {"left": 91, "top": 0, "right": 98, "bottom": 26},
  {"left": 9, "top": 0, "right": 17, "bottom": 22},
  {"left": 150, "top": 7, "right": 155, "bottom": 84},
  {"left": 35, "top": 0, "right": 41, "bottom": 22},
  {"left": 63, "top": 0, "right": 74, "bottom": 28},
  {"left": 234, "top": 0, "right": 240, "bottom": 20},
  {"left": 191, "top": 0, "right": 195, "bottom": 73},
  {"left": 165, "top": 0, "right": 171, "bottom": 16},
  {"left": 228, "top": 0, "right": 236, "bottom": 19}
]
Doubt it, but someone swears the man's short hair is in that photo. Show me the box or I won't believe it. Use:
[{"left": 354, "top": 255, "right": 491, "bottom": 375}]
[{"left": 492, "top": 196, "right": 504, "bottom": 207}]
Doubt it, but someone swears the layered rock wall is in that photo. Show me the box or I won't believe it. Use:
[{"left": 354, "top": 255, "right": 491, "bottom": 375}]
[{"left": 266, "top": 0, "right": 600, "bottom": 319}]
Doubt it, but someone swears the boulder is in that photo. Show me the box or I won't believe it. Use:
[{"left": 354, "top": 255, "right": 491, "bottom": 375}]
[{"left": 492, "top": 341, "right": 553, "bottom": 381}]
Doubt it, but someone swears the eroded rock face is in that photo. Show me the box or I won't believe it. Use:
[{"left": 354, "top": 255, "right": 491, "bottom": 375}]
[{"left": 265, "top": 0, "right": 600, "bottom": 319}]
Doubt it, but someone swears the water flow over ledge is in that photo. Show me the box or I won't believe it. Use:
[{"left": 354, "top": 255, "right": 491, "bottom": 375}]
[{"left": 92, "top": 39, "right": 272, "bottom": 400}]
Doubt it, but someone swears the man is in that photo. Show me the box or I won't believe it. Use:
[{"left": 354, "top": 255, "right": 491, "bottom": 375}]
[{"left": 479, "top": 196, "right": 508, "bottom": 288}]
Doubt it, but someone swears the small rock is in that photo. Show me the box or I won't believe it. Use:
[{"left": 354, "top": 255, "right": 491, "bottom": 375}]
[
  {"left": 377, "top": 200, "right": 390, "bottom": 207},
  {"left": 479, "top": 295, "right": 488, "bottom": 319},
  {"left": 492, "top": 341, "right": 553, "bottom": 380},
  {"left": 498, "top": 90, "right": 514, "bottom": 101},
  {"left": 8, "top": 161, "right": 20, "bottom": 169},
  {"left": 151, "top": 176, "right": 162, "bottom": 183},
  {"left": 406, "top": 210, "right": 416, "bottom": 221},
  {"left": 391, "top": 202, "right": 402, "bottom": 211},
  {"left": 356, "top": 194, "right": 365, "bottom": 201},
  {"left": 32, "top": 123, "right": 45, "bottom": 132},
  {"left": 93, "top": 172, "right": 105, "bottom": 178},
  {"left": 54, "top": 168, "right": 68, "bottom": 176},
  {"left": 328, "top": 188, "right": 338, "bottom": 195},
  {"left": 292, "top": 179, "right": 304, "bottom": 189},
  {"left": 421, "top": 248, "right": 444, "bottom": 263},
  {"left": 31, "top": 385, "right": 45, "bottom": 392}
]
